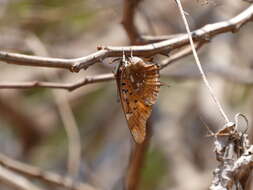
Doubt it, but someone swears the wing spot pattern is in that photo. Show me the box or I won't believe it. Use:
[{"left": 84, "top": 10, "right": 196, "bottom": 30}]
[{"left": 115, "top": 57, "right": 162, "bottom": 143}]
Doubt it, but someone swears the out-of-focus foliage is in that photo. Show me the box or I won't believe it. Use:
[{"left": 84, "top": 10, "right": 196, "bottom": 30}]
[
  {"left": 140, "top": 147, "right": 168, "bottom": 190},
  {"left": 4, "top": 0, "right": 95, "bottom": 38}
]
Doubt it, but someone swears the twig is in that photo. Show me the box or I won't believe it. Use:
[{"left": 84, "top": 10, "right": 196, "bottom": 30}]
[
  {"left": 121, "top": 0, "right": 142, "bottom": 44},
  {"left": 0, "top": 41, "right": 202, "bottom": 92},
  {"left": 26, "top": 35, "right": 82, "bottom": 179},
  {"left": 0, "top": 4, "right": 252, "bottom": 72},
  {"left": 0, "top": 165, "right": 44, "bottom": 190},
  {"left": 0, "top": 74, "right": 114, "bottom": 91},
  {"left": 125, "top": 119, "right": 152, "bottom": 190},
  {"left": 0, "top": 154, "right": 98, "bottom": 190},
  {"left": 0, "top": 42, "right": 197, "bottom": 91},
  {"left": 160, "top": 42, "right": 203, "bottom": 69},
  {"left": 0, "top": 41, "right": 199, "bottom": 91},
  {"left": 3, "top": 61, "right": 253, "bottom": 91},
  {"left": 175, "top": 0, "right": 230, "bottom": 123}
]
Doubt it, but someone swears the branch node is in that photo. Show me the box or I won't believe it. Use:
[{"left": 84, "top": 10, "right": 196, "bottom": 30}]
[
  {"left": 71, "top": 64, "right": 80, "bottom": 73},
  {"left": 97, "top": 45, "right": 104, "bottom": 50}
]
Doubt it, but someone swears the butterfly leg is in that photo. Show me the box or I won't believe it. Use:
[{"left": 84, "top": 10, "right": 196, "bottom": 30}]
[{"left": 130, "top": 48, "right": 133, "bottom": 58}]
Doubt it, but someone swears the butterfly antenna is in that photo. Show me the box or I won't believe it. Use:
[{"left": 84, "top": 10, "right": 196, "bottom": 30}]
[
  {"left": 122, "top": 49, "right": 125, "bottom": 61},
  {"left": 122, "top": 49, "right": 128, "bottom": 67},
  {"left": 199, "top": 116, "right": 215, "bottom": 137},
  {"left": 130, "top": 48, "right": 133, "bottom": 58}
]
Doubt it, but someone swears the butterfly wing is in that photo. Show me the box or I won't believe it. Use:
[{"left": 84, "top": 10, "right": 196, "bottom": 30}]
[{"left": 115, "top": 57, "right": 160, "bottom": 143}]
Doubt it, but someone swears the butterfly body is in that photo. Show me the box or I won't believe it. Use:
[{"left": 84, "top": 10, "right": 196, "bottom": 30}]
[{"left": 115, "top": 56, "right": 160, "bottom": 143}]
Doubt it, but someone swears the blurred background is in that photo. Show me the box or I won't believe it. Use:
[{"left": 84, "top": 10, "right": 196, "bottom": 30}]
[{"left": 0, "top": 0, "right": 253, "bottom": 190}]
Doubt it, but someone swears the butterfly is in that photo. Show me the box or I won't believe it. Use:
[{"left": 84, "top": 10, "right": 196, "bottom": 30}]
[{"left": 115, "top": 55, "right": 161, "bottom": 143}]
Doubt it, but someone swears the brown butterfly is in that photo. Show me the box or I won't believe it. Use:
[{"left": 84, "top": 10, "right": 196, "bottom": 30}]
[{"left": 115, "top": 55, "right": 161, "bottom": 143}]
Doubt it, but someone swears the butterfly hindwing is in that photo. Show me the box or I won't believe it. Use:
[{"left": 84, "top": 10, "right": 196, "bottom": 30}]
[{"left": 115, "top": 57, "right": 160, "bottom": 143}]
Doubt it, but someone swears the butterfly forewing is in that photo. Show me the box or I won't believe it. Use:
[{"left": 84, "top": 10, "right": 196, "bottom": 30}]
[{"left": 115, "top": 57, "right": 160, "bottom": 143}]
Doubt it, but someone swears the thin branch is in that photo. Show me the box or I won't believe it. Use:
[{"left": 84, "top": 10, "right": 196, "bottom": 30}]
[
  {"left": 3, "top": 60, "right": 253, "bottom": 91},
  {"left": 0, "top": 44, "right": 195, "bottom": 91},
  {"left": 26, "top": 34, "right": 82, "bottom": 179},
  {"left": 0, "top": 42, "right": 200, "bottom": 91},
  {"left": 160, "top": 42, "right": 203, "bottom": 69},
  {"left": 0, "top": 165, "right": 44, "bottom": 190},
  {"left": 121, "top": 0, "right": 142, "bottom": 44},
  {"left": 125, "top": 119, "right": 152, "bottom": 190},
  {"left": 0, "top": 73, "right": 114, "bottom": 91},
  {"left": 0, "top": 4, "right": 252, "bottom": 72},
  {"left": 0, "top": 154, "right": 98, "bottom": 190}
]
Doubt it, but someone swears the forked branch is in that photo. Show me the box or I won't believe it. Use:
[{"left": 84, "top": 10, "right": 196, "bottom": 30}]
[
  {"left": 0, "top": 4, "right": 252, "bottom": 72},
  {"left": 0, "top": 154, "right": 98, "bottom": 190},
  {"left": 0, "top": 74, "right": 114, "bottom": 91},
  {"left": 121, "top": 0, "right": 142, "bottom": 44}
]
